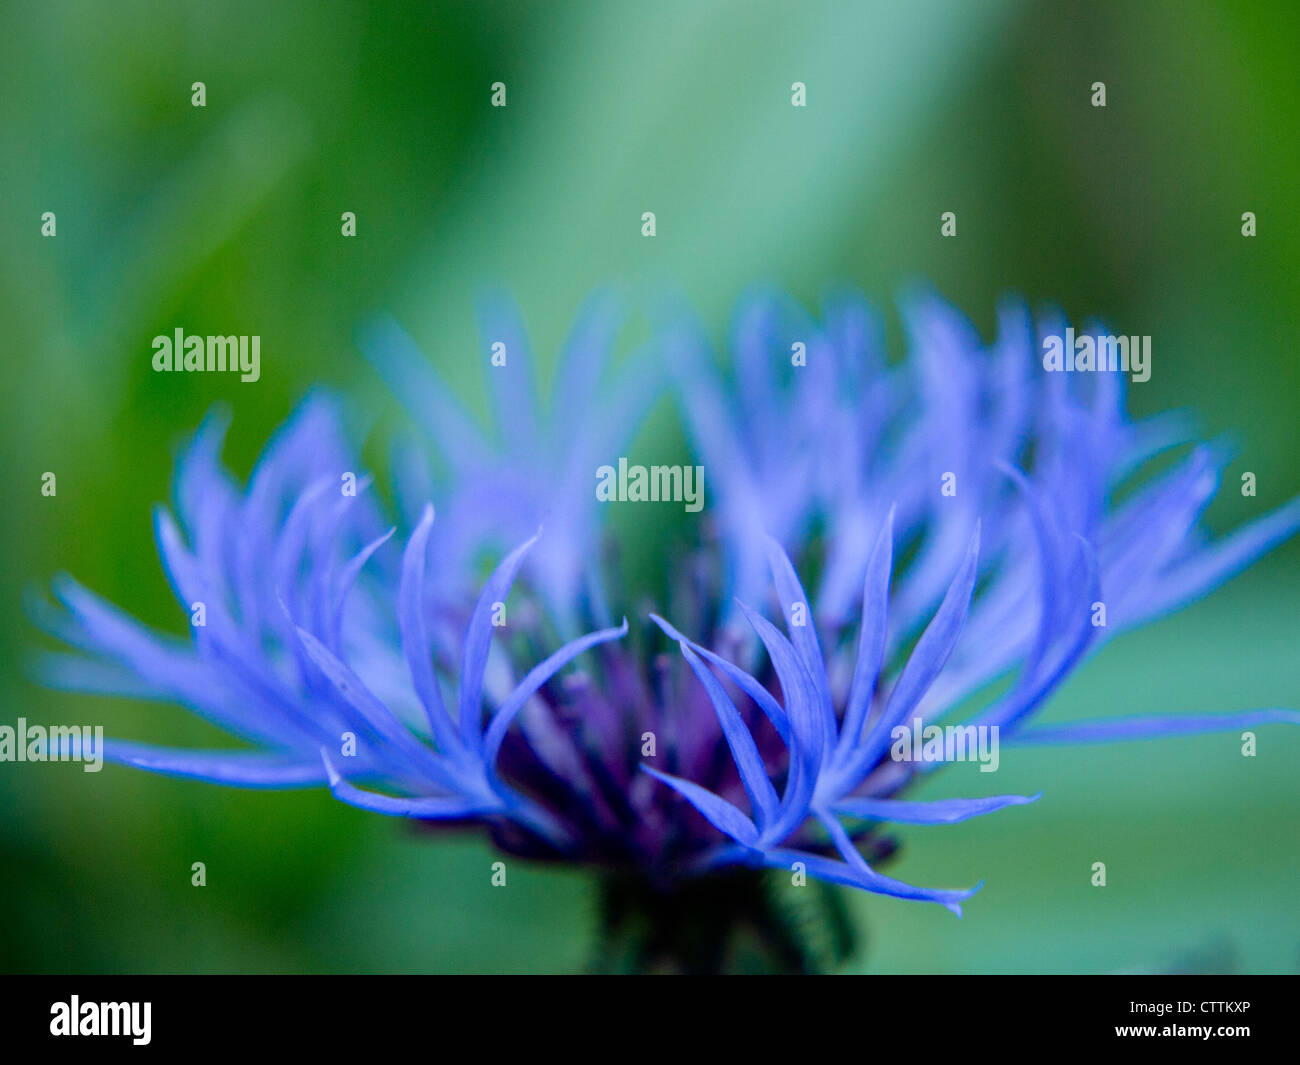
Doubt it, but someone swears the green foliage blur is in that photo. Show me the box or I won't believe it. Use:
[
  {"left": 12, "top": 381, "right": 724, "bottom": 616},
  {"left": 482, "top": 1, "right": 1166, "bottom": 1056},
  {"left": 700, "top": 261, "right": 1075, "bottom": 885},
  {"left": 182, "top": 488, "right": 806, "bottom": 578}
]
[{"left": 2, "top": 0, "right": 1296, "bottom": 973}]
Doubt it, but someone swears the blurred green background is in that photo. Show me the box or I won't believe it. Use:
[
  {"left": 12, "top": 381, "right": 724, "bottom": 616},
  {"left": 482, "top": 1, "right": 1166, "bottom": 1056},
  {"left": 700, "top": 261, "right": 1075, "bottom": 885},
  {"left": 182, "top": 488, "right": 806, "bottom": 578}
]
[{"left": 2, "top": 0, "right": 1296, "bottom": 973}]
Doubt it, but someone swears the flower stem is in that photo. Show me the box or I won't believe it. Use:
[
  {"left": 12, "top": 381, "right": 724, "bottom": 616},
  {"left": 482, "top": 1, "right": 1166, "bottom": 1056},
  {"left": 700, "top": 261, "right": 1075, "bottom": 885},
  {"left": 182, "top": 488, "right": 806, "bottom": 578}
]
[{"left": 589, "top": 869, "right": 858, "bottom": 974}]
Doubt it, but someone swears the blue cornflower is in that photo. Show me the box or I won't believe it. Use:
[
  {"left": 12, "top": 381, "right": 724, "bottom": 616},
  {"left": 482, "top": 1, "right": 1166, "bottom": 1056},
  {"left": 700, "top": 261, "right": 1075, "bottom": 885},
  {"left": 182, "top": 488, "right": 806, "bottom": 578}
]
[
  {"left": 34, "top": 287, "right": 1300, "bottom": 953},
  {"left": 32, "top": 395, "right": 628, "bottom": 846}
]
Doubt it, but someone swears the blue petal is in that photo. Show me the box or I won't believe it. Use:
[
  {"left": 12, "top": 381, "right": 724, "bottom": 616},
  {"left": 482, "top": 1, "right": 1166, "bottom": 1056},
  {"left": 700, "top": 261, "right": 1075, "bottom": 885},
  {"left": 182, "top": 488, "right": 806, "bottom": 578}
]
[
  {"left": 398, "top": 504, "right": 461, "bottom": 756},
  {"left": 834, "top": 792, "right": 1041, "bottom": 824},
  {"left": 814, "top": 807, "right": 981, "bottom": 915},
  {"left": 323, "top": 753, "right": 494, "bottom": 819},
  {"left": 1138, "top": 494, "right": 1300, "bottom": 624},
  {"left": 294, "top": 625, "right": 455, "bottom": 787},
  {"left": 649, "top": 613, "right": 790, "bottom": 743},
  {"left": 762, "top": 848, "right": 980, "bottom": 916},
  {"left": 640, "top": 765, "right": 759, "bottom": 847},
  {"left": 996, "top": 463, "right": 1062, "bottom": 684},
  {"left": 31, "top": 652, "right": 161, "bottom": 700},
  {"left": 483, "top": 618, "right": 630, "bottom": 763},
  {"left": 457, "top": 531, "right": 539, "bottom": 748},
  {"left": 675, "top": 643, "right": 780, "bottom": 831},
  {"left": 43, "top": 577, "right": 299, "bottom": 746},
  {"left": 104, "top": 741, "right": 324, "bottom": 788},
  {"left": 476, "top": 288, "right": 540, "bottom": 454},
  {"left": 980, "top": 535, "right": 1101, "bottom": 734},
  {"left": 838, "top": 507, "right": 894, "bottom": 757},
  {"left": 735, "top": 601, "right": 824, "bottom": 839},
  {"left": 764, "top": 536, "right": 835, "bottom": 734},
  {"left": 1007, "top": 709, "right": 1300, "bottom": 745},
  {"left": 849, "top": 525, "right": 980, "bottom": 782},
  {"left": 172, "top": 405, "right": 234, "bottom": 527},
  {"left": 548, "top": 288, "right": 625, "bottom": 433},
  {"left": 153, "top": 505, "right": 222, "bottom": 620},
  {"left": 330, "top": 525, "right": 396, "bottom": 639}
]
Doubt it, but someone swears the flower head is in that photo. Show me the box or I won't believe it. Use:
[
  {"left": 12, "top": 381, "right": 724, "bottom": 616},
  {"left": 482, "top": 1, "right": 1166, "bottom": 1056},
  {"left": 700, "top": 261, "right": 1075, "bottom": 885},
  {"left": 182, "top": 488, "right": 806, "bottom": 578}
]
[{"left": 34, "top": 287, "right": 1300, "bottom": 924}]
